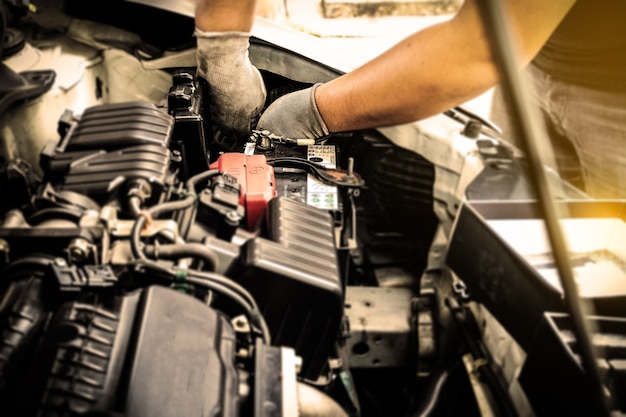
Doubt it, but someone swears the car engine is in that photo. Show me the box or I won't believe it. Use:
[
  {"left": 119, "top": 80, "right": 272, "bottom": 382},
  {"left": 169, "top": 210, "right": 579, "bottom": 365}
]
[
  {"left": 0, "top": 73, "right": 363, "bottom": 414},
  {"left": 3, "top": 1, "right": 626, "bottom": 416},
  {"left": 0, "top": 2, "right": 447, "bottom": 415}
]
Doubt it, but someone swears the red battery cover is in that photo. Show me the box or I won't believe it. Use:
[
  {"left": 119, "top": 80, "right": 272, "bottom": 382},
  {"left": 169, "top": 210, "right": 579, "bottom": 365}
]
[{"left": 209, "top": 153, "right": 277, "bottom": 230}]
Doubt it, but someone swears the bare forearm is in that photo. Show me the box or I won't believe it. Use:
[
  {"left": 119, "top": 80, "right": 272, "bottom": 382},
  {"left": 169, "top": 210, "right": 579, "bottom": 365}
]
[
  {"left": 316, "top": 0, "right": 575, "bottom": 132},
  {"left": 316, "top": 15, "right": 497, "bottom": 131},
  {"left": 195, "top": 0, "right": 257, "bottom": 32}
]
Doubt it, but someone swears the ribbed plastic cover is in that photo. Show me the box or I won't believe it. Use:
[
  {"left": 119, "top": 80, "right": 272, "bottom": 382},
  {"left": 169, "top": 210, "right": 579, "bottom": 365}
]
[
  {"left": 61, "top": 144, "right": 171, "bottom": 199},
  {"left": 233, "top": 196, "right": 343, "bottom": 379},
  {"left": 46, "top": 101, "right": 175, "bottom": 203},
  {"left": 66, "top": 101, "right": 174, "bottom": 151}
]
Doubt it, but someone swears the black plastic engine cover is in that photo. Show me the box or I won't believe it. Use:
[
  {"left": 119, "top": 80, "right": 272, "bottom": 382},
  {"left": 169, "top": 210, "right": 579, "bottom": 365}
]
[
  {"left": 66, "top": 101, "right": 174, "bottom": 151},
  {"left": 1, "top": 285, "right": 239, "bottom": 417},
  {"left": 230, "top": 196, "right": 343, "bottom": 380},
  {"left": 61, "top": 144, "right": 171, "bottom": 201},
  {"left": 125, "top": 286, "right": 240, "bottom": 417},
  {"left": 40, "top": 101, "right": 175, "bottom": 205}
]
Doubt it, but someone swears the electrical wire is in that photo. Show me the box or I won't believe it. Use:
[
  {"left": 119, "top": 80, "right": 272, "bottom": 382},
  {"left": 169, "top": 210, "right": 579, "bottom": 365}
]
[
  {"left": 187, "top": 269, "right": 258, "bottom": 309},
  {"left": 186, "top": 269, "right": 270, "bottom": 345},
  {"left": 137, "top": 259, "right": 270, "bottom": 345},
  {"left": 185, "top": 274, "right": 271, "bottom": 345}
]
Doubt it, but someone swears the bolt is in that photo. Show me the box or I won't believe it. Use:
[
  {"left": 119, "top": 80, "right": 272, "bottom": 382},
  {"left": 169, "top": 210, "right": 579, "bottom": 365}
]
[
  {"left": 225, "top": 210, "right": 241, "bottom": 226},
  {"left": 68, "top": 238, "right": 90, "bottom": 263}
]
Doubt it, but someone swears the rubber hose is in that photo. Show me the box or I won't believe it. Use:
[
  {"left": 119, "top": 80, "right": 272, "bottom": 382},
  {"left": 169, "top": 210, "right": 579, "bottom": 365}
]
[
  {"left": 144, "top": 242, "right": 220, "bottom": 271},
  {"left": 130, "top": 215, "right": 148, "bottom": 261},
  {"left": 127, "top": 195, "right": 143, "bottom": 218}
]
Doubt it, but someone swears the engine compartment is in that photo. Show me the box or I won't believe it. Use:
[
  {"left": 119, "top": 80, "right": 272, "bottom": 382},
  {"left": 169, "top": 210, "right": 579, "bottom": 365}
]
[
  {"left": 0, "top": 4, "right": 447, "bottom": 415},
  {"left": 3, "top": 1, "right": 626, "bottom": 416}
]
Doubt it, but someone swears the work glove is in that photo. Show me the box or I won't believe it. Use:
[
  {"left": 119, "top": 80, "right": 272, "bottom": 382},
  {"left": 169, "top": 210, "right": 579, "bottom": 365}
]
[
  {"left": 257, "top": 84, "right": 330, "bottom": 140},
  {"left": 195, "top": 29, "right": 266, "bottom": 146}
]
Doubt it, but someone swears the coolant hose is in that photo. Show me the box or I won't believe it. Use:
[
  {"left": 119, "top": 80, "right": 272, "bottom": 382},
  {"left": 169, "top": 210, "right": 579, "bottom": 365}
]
[{"left": 297, "top": 382, "right": 349, "bottom": 417}]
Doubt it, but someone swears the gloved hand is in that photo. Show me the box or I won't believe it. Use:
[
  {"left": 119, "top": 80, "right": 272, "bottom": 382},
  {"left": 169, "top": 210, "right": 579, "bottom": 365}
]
[
  {"left": 257, "top": 84, "right": 330, "bottom": 140},
  {"left": 195, "top": 29, "right": 266, "bottom": 142}
]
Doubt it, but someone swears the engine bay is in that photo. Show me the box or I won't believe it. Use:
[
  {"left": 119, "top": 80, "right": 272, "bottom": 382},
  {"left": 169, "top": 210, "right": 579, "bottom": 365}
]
[
  {"left": 2, "top": 1, "right": 626, "bottom": 416},
  {"left": 0, "top": 3, "right": 445, "bottom": 415},
  {"left": 0, "top": 69, "right": 442, "bottom": 417}
]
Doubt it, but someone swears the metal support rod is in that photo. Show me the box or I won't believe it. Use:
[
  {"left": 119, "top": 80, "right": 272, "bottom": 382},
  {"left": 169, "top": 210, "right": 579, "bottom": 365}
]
[{"left": 474, "top": 0, "right": 611, "bottom": 415}]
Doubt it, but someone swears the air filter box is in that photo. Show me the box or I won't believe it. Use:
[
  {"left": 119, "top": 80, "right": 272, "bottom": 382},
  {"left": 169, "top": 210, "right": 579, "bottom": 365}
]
[
  {"left": 3, "top": 285, "right": 240, "bottom": 417},
  {"left": 229, "top": 196, "right": 343, "bottom": 380}
]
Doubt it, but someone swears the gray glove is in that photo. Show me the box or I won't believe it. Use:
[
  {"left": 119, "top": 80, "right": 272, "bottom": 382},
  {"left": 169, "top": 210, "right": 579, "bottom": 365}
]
[
  {"left": 195, "top": 29, "right": 266, "bottom": 141},
  {"left": 257, "top": 84, "right": 330, "bottom": 140}
]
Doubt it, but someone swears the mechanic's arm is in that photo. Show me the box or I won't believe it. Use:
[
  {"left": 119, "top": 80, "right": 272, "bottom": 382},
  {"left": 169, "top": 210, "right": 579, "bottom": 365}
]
[
  {"left": 195, "top": 0, "right": 266, "bottom": 142},
  {"left": 258, "top": 0, "right": 574, "bottom": 138}
]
